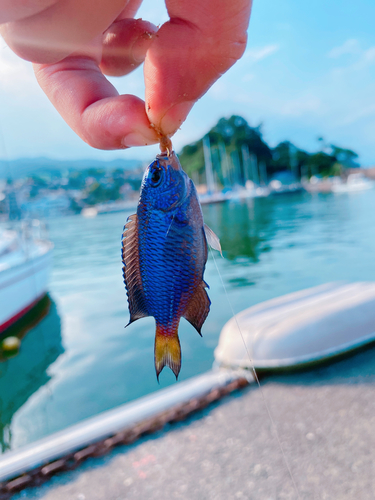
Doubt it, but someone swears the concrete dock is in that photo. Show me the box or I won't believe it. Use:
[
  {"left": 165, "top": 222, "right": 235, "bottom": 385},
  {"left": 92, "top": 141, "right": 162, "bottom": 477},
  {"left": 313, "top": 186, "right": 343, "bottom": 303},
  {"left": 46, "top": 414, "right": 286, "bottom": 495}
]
[{"left": 12, "top": 344, "right": 375, "bottom": 500}]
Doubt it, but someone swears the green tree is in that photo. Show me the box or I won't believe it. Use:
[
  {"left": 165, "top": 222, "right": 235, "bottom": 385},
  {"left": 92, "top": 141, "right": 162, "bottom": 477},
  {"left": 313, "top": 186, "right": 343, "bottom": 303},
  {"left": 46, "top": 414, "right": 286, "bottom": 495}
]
[
  {"left": 179, "top": 116, "right": 272, "bottom": 184},
  {"left": 330, "top": 145, "right": 359, "bottom": 169},
  {"left": 306, "top": 152, "right": 336, "bottom": 177}
]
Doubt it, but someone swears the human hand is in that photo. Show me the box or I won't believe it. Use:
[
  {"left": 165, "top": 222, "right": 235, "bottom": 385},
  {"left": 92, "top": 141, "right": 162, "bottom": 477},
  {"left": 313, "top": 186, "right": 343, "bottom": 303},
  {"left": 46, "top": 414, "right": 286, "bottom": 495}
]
[{"left": 0, "top": 0, "right": 252, "bottom": 151}]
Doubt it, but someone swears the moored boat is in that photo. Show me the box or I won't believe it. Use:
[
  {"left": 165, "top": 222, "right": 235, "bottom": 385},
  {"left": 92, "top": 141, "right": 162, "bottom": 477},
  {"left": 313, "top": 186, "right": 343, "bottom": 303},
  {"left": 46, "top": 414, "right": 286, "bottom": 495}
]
[
  {"left": 0, "top": 222, "right": 53, "bottom": 334},
  {"left": 331, "top": 173, "right": 374, "bottom": 193}
]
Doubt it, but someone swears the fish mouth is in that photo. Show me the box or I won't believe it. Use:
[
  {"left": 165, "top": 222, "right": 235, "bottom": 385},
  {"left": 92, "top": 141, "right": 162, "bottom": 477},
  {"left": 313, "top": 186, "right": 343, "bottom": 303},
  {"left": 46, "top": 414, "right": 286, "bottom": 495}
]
[
  {"left": 156, "top": 152, "right": 171, "bottom": 160},
  {"left": 155, "top": 151, "right": 181, "bottom": 172}
]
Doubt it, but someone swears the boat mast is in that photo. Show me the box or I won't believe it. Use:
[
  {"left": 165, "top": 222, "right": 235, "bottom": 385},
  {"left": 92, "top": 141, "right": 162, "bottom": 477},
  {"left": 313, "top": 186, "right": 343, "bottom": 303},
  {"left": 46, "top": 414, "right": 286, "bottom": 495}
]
[{"left": 203, "top": 135, "right": 215, "bottom": 195}]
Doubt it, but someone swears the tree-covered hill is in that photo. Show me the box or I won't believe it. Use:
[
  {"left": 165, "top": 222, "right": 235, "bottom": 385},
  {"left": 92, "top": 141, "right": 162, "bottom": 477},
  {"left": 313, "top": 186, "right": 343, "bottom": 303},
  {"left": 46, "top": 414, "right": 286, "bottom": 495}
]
[{"left": 179, "top": 115, "right": 360, "bottom": 185}]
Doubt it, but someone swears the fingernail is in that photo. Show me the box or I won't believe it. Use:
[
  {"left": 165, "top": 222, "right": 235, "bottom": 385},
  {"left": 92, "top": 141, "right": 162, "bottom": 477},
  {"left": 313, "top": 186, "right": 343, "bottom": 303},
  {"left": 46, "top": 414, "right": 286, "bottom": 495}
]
[
  {"left": 131, "top": 31, "right": 156, "bottom": 63},
  {"left": 122, "top": 132, "right": 151, "bottom": 148},
  {"left": 159, "top": 101, "right": 195, "bottom": 135}
]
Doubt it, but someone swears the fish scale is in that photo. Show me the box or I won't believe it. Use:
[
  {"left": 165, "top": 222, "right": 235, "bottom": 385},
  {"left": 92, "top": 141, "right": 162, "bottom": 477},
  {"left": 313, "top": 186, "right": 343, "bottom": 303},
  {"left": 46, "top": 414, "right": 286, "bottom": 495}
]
[
  {"left": 122, "top": 151, "right": 218, "bottom": 379},
  {"left": 139, "top": 212, "right": 196, "bottom": 323}
]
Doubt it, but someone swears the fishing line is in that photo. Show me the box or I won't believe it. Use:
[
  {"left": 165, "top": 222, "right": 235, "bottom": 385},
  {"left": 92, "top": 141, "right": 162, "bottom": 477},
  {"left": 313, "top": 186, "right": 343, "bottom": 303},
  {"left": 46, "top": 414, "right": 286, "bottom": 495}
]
[
  {"left": 165, "top": 214, "right": 175, "bottom": 238},
  {"left": 209, "top": 246, "right": 302, "bottom": 500}
]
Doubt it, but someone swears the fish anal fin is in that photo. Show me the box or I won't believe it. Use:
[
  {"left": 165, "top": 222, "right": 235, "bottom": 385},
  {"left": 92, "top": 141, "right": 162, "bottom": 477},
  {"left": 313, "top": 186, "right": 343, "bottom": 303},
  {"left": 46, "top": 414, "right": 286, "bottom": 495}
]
[
  {"left": 204, "top": 223, "right": 222, "bottom": 256},
  {"left": 155, "top": 324, "right": 181, "bottom": 380},
  {"left": 183, "top": 283, "right": 211, "bottom": 336},
  {"left": 122, "top": 214, "right": 149, "bottom": 325}
]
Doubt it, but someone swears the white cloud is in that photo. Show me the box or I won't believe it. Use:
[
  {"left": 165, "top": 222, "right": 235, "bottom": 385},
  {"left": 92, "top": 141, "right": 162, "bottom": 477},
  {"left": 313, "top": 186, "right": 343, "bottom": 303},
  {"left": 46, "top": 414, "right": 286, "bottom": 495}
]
[
  {"left": 0, "top": 44, "right": 35, "bottom": 93},
  {"left": 279, "top": 96, "right": 322, "bottom": 117},
  {"left": 328, "top": 39, "right": 360, "bottom": 58},
  {"left": 329, "top": 41, "right": 375, "bottom": 74},
  {"left": 243, "top": 44, "right": 280, "bottom": 63},
  {"left": 340, "top": 104, "right": 375, "bottom": 126},
  {"left": 353, "top": 46, "right": 375, "bottom": 70}
]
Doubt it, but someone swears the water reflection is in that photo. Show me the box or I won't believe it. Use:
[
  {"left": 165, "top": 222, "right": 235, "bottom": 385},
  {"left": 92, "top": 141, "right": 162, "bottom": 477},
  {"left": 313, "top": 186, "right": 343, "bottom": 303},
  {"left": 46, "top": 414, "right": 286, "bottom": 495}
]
[
  {"left": 203, "top": 198, "right": 276, "bottom": 262},
  {"left": 0, "top": 296, "right": 63, "bottom": 451}
]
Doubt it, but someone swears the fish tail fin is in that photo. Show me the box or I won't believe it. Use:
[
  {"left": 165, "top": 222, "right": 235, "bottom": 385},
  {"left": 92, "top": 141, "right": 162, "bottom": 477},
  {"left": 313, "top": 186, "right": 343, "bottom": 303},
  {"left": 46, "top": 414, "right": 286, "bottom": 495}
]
[{"left": 154, "top": 324, "right": 181, "bottom": 381}]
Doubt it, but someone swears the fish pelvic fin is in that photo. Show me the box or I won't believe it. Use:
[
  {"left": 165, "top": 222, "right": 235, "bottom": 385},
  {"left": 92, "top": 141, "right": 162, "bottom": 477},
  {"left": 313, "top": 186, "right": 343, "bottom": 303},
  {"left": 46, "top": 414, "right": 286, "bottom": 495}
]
[
  {"left": 204, "top": 223, "right": 222, "bottom": 256},
  {"left": 155, "top": 324, "right": 181, "bottom": 381},
  {"left": 183, "top": 282, "right": 211, "bottom": 336}
]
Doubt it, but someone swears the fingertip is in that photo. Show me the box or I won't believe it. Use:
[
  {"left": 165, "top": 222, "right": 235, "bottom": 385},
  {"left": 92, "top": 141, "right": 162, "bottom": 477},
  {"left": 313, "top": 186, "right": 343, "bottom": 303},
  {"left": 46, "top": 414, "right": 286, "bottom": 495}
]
[
  {"left": 131, "top": 25, "right": 157, "bottom": 63},
  {"left": 153, "top": 100, "right": 195, "bottom": 137},
  {"left": 81, "top": 95, "right": 159, "bottom": 149},
  {"left": 101, "top": 18, "right": 157, "bottom": 77},
  {"left": 122, "top": 131, "right": 156, "bottom": 148}
]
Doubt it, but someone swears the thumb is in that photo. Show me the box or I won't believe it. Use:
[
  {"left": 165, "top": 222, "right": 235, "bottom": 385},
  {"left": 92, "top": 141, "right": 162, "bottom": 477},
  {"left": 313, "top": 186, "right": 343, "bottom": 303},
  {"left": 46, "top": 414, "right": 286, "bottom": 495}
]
[{"left": 144, "top": 0, "right": 252, "bottom": 137}]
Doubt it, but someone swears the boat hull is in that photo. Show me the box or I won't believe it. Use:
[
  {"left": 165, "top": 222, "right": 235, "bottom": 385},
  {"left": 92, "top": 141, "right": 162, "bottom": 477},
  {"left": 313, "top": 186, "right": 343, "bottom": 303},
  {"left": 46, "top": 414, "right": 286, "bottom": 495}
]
[
  {"left": 215, "top": 282, "right": 375, "bottom": 370},
  {"left": 0, "top": 248, "right": 52, "bottom": 334}
]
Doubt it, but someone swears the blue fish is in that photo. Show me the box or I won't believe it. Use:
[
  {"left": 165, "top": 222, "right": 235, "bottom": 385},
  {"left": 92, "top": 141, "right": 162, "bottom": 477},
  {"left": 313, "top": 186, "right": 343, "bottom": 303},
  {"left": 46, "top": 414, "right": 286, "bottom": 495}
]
[{"left": 122, "top": 151, "right": 220, "bottom": 379}]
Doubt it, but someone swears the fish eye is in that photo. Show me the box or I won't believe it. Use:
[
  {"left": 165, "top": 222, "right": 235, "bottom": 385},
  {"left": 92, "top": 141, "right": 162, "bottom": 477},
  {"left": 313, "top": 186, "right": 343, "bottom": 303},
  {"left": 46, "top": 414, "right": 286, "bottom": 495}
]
[{"left": 149, "top": 167, "right": 163, "bottom": 187}]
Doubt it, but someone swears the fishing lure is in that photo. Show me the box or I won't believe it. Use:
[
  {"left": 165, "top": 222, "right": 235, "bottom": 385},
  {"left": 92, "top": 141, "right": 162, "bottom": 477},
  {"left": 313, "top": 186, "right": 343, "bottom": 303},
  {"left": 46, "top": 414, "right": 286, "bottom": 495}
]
[{"left": 122, "top": 150, "right": 220, "bottom": 379}]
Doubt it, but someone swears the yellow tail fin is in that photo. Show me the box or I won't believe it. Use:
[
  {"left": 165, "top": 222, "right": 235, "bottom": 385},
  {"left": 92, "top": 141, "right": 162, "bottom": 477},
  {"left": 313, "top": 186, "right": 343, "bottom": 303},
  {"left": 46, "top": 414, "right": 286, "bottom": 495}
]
[{"left": 154, "top": 325, "right": 181, "bottom": 380}]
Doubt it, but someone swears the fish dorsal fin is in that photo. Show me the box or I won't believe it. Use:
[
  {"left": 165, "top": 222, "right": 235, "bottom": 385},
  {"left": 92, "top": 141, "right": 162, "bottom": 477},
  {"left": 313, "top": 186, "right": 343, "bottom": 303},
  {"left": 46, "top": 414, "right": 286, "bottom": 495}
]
[
  {"left": 122, "top": 214, "right": 149, "bottom": 325},
  {"left": 183, "top": 282, "right": 211, "bottom": 336},
  {"left": 204, "top": 223, "right": 222, "bottom": 256}
]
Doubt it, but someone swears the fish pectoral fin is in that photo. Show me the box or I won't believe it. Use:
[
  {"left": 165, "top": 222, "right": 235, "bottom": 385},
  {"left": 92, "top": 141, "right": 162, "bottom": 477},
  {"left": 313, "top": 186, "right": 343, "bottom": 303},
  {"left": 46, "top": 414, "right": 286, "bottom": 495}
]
[
  {"left": 183, "top": 282, "right": 211, "bottom": 336},
  {"left": 155, "top": 325, "right": 181, "bottom": 380},
  {"left": 122, "top": 214, "right": 149, "bottom": 325},
  {"left": 204, "top": 224, "right": 222, "bottom": 256}
]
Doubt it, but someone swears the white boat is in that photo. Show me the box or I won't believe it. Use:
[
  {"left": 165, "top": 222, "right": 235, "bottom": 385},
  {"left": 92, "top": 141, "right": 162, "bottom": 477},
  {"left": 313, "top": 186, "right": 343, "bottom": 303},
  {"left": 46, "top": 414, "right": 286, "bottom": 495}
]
[
  {"left": 0, "top": 222, "right": 53, "bottom": 334},
  {"left": 199, "top": 185, "right": 270, "bottom": 205},
  {"left": 332, "top": 173, "right": 374, "bottom": 193},
  {"left": 268, "top": 172, "right": 304, "bottom": 195},
  {"left": 215, "top": 282, "right": 375, "bottom": 370},
  {"left": 302, "top": 176, "right": 334, "bottom": 194}
]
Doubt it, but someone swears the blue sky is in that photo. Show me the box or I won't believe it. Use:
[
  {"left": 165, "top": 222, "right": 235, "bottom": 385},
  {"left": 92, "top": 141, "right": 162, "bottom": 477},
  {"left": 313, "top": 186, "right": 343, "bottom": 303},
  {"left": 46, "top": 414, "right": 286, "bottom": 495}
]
[{"left": 0, "top": 0, "right": 375, "bottom": 165}]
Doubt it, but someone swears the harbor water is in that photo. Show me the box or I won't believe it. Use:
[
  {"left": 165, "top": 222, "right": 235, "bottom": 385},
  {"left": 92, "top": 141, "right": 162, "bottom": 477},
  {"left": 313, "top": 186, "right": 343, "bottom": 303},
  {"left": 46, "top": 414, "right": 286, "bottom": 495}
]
[{"left": 1, "top": 188, "right": 375, "bottom": 453}]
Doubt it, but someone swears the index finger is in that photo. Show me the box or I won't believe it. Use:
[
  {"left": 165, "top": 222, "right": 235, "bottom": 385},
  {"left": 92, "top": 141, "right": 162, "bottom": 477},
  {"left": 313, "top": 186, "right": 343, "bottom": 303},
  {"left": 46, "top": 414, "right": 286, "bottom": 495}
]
[{"left": 34, "top": 55, "right": 159, "bottom": 150}]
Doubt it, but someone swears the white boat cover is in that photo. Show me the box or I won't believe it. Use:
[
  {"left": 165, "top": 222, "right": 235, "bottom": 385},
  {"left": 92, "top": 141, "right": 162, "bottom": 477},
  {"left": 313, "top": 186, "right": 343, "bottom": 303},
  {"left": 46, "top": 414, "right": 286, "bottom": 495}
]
[{"left": 215, "top": 282, "right": 375, "bottom": 369}]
